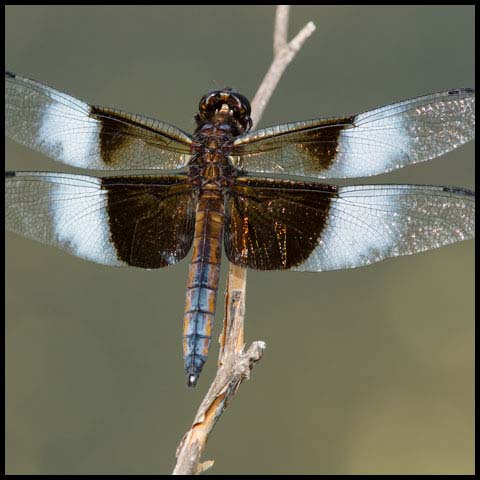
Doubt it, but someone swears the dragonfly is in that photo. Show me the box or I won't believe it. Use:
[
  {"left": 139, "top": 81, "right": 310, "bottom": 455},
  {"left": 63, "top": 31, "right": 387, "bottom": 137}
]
[{"left": 5, "top": 71, "right": 475, "bottom": 386}]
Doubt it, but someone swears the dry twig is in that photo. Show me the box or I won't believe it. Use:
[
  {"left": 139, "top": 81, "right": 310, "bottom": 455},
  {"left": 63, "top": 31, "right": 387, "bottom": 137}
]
[{"left": 172, "top": 6, "right": 316, "bottom": 475}]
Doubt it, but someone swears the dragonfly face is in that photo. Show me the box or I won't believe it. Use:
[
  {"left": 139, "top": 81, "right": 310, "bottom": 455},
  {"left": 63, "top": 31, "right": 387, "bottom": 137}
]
[
  {"left": 5, "top": 71, "right": 475, "bottom": 386},
  {"left": 195, "top": 88, "right": 253, "bottom": 134}
]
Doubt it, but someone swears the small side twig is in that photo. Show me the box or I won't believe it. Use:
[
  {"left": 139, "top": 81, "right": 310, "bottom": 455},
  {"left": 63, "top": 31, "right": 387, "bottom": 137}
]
[
  {"left": 172, "top": 6, "right": 316, "bottom": 475},
  {"left": 250, "top": 6, "right": 316, "bottom": 127}
]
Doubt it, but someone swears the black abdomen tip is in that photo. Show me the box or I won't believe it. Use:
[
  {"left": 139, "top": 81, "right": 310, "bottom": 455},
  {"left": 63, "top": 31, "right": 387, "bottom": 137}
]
[{"left": 187, "top": 373, "right": 199, "bottom": 387}]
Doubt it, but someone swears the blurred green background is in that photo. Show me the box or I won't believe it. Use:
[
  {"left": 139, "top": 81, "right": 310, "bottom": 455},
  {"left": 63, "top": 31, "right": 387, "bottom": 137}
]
[{"left": 5, "top": 5, "right": 474, "bottom": 475}]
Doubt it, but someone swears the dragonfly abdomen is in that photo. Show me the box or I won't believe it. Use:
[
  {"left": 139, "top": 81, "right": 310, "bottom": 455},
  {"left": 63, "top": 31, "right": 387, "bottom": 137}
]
[{"left": 183, "top": 189, "right": 225, "bottom": 386}]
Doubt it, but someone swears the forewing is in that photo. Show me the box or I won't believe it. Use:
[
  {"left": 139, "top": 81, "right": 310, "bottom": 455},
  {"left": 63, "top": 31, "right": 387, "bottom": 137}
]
[
  {"left": 224, "top": 177, "right": 475, "bottom": 271},
  {"left": 232, "top": 89, "right": 475, "bottom": 179},
  {"left": 5, "top": 172, "right": 196, "bottom": 268},
  {"left": 5, "top": 71, "right": 192, "bottom": 170}
]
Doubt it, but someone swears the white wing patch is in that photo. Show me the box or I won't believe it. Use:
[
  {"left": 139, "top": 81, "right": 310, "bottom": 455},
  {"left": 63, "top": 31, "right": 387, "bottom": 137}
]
[
  {"left": 294, "top": 186, "right": 400, "bottom": 271},
  {"left": 38, "top": 99, "right": 100, "bottom": 168},
  {"left": 337, "top": 107, "right": 410, "bottom": 177},
  {"left": 51, "top": 176, "right": 125, "bottom": 265}
]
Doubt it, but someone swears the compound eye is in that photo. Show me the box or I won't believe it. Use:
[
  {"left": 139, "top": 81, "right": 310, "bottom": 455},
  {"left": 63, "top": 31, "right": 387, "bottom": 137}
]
[
  {"left": 198, "top": 94, "right": 209, "bottom": 111},
  {"left": 236, "top": 93, "right": 251, "bottom": 115},
  {"left": 206, "top": 94, "right": 215, "bottom": 107},
  {"left": 200, "top": 93, "right": 216, "bottom": 112}
]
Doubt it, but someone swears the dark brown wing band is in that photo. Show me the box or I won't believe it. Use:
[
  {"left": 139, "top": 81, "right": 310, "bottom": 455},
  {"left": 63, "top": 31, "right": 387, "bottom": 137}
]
[{"left": 224, "top": 177, "right": 336, "bottom": 270}]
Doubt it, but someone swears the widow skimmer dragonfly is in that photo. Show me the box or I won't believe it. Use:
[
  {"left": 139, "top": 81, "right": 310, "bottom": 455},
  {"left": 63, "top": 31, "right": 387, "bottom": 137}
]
[{"left": 5, "top": 71, "right": 475, "bottom": 387}]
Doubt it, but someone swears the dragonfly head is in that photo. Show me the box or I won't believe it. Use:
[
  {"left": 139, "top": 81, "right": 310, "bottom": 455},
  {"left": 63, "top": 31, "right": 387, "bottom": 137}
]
[{"left": 196, "top": 88, "right": 252, "bottom": 134}]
